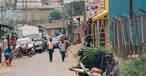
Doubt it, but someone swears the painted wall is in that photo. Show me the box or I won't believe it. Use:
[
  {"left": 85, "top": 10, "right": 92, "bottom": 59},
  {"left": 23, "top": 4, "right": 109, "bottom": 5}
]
[{"left": 109, "top": 0, "right": 146, "bottom": 46}]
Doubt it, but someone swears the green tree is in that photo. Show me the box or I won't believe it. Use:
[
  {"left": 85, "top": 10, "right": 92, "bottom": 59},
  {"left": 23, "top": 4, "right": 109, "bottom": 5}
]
[{"left": 50, "top": 10, "right": 62, "bottom": 20}]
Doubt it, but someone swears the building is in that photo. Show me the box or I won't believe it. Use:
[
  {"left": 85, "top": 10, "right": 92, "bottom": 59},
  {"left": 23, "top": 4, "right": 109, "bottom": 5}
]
[
  {"left": 39, "top": 22, "right": 65, "bottom": 36},
  {"left": 89, "top": 0, "right": 146, "bottom": 57}
]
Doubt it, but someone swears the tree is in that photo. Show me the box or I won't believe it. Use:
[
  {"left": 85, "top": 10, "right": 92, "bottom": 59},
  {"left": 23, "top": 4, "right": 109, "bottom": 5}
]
[{"left": 49, "top": 10, "right": 62, "bottom": 20}]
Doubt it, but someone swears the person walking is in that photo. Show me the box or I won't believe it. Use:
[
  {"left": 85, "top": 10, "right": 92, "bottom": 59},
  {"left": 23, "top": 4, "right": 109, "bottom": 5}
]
[
  {"left": 9, "top": 38, "right": 15, "bottom": 50},
  {"left": 4, "top": 44, "right": 13, "bottom": 67},
  {"left": 59, "top": 40, "right": 66, "bottom": 62},
  {"left": 2, "top": 36, "right": 7, "bottom": 50},
  {"left": 0, "top": 47, "right": 2, "bottom": 64},
  {"left": 47, "top": 38, "right": 54, "bottom": 62}
]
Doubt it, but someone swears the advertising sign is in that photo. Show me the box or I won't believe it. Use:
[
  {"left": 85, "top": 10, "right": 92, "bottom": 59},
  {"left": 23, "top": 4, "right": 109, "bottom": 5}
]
[{"left": 6, "top": 10, "right": 24, "bottom": 20}]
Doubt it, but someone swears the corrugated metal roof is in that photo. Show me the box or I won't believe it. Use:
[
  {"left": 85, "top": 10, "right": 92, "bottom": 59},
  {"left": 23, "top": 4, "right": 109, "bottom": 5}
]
[{"left": 39, "top": 22, "right": 64, "bottom": 29}]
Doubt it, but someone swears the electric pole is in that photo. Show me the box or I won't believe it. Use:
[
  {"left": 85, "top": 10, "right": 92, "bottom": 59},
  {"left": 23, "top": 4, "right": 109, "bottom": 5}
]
[
  {"left": 129, "top": 0, "right": 135, "bottom": 55},
  {"left": 25, "top": 0, "right": 27, "bottom": 22}
]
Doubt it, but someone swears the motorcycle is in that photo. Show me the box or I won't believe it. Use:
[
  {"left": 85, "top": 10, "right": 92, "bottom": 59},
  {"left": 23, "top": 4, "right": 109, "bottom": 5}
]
[
  {"left": 24, "top": 44, "right": 35, "bottom": 57},
  {"left": 69, "top": 62, "right": 102, "bottom": 76},
  {"left": 13, "top": 44, "right": 27, "bottom": 59},
  {"left": 13, "top": 44, "right": 35, "bottom": 58}
]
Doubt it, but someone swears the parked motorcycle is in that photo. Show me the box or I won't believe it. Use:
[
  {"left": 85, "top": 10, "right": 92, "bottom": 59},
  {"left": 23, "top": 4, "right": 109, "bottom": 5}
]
[
  {"left": 13, "top": 44, "right": 27, "bottom": 59},
  {"left": 13, "top": 44, "right": 35, "bottom": 58},
  {"left": 69, "top": 63, "right": 102, "bottom": 76},
  {"left": 14, "top": 38, "right": 35, "bottom": 58},
  {"left": 24, "top": 44, "right": 35, "bottom": 57}
]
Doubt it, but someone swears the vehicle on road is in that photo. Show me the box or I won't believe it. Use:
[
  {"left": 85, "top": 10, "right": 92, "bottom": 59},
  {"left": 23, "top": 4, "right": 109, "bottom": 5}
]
[
  {"left": 25, "top": 33, "right": 47, "bottom": 53},
  {"left": 14, "top": 38, "right": 35, "bottom": 58}
]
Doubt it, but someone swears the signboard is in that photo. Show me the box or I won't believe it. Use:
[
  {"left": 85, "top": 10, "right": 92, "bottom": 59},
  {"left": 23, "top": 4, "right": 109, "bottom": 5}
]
[
  {"left": 64, "top": 1, "right": 85, "bottom": 16},
  {"left": 0, "top": 9, "right": 7, "bottom": 19},
  {"left": 0, "top": 0, "right": 5, "bottom": 7},
  {"left": 6, "top": 10, "right": 24, "bottom": 20},
  {"left": 86, "top": 1, "right": 104, "bottom": 19}
]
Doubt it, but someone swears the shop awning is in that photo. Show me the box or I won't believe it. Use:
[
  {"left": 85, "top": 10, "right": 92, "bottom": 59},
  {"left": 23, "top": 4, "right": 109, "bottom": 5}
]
[
  {"left": 92, "top": 10, "right": 108, "bottom": 21},
  {"left": 0, "top": 24, "right": 12, "bottom": 29}
]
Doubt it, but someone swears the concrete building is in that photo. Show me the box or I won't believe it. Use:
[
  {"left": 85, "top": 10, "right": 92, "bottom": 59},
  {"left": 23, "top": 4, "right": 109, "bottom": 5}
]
[{"left": 39, "top": 22, "right": 65, "bottom": 36}]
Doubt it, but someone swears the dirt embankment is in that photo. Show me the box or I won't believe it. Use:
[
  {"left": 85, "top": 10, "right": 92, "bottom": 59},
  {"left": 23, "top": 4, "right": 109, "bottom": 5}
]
[{"left": 68, "top": 44, "right": 83, "bottom": 62}]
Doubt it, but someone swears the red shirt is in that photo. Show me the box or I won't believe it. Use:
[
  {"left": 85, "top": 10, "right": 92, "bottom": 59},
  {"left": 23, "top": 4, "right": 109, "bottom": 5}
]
[{"left": 9, "top": 40, "right": 14, "bottom": 46}]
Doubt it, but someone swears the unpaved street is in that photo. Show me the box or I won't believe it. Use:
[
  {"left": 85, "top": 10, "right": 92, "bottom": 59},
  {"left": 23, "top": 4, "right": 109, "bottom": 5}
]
[{"left": 0, "top": 49, "right": 77, "bottom": 76}]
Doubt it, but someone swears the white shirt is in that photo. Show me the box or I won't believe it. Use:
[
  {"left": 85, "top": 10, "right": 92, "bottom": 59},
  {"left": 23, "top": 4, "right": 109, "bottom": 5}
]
[{"left": 59, "top": 42, "right": 66, "bottom": 51}]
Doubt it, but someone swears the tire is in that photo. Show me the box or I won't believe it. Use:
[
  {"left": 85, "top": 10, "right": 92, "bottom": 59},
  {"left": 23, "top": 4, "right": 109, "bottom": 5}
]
[
  {"left": 38, "top": 50, "right": 42, "bottom": 53},
  {"left": 27, "top": 50, "right": 33, "bottom": 57},
  {"left": 13, "top": 51, "right": 20, "bottom": 59}
]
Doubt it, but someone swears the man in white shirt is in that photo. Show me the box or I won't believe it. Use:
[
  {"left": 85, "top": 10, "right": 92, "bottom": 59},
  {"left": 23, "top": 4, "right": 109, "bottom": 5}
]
[{"left": 59, "top": 40, "right": 66, "bottom": 62}]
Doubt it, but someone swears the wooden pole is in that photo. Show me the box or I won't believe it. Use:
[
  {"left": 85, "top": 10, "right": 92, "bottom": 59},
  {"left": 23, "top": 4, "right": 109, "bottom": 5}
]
[
  {"left": 135, "top": 15, "right": 140, "bottom": 54},
  {"left": 141, "top": 14, "right": 144, "bottom": 53},
  {"left": 116, "top": 20, "right": 120, "bottom": 55},
  {"left": 129, "top": 0, "right": 135, "bottom": 55},
  {"left": 118, "top": 18, "right": 128, "bottom": 57},
  {"left": 139, "top": 9, "right": 146, "bottom": 53},
  {"left": 92, "top": 21, "right": 95, "bottom": 48},
  {"left": 97, "top": 20, "right": 100, "bottom": 47}
]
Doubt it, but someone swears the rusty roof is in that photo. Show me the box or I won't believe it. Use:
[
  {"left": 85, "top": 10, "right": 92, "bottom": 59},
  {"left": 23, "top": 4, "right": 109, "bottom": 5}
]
[{"left": 39, "top": 22, "right": 64, "bottom": 29}]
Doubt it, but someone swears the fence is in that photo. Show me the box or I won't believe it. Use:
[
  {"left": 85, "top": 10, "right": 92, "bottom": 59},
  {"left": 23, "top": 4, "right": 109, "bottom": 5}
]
[{"left": 112, "top": 13, "right": 146, "bottom": 57}]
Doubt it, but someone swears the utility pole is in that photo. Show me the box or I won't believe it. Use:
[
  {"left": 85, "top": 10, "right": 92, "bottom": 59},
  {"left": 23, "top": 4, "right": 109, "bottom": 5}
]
[
  {"left": 62, "top": 7, "right": 65, "bottom": 34},
  {"left": 129, "top": 0, "right": 135, "bottom": 55},
  {"left": 14, "top": 0, "right": 17, "bottom": 9},
  {"left": 25, "top": 0, "right": 27, "bottom": 22},
  {"left": 77, "top": 17, "right": 80, "bottom": 33},
  {"left": 22, "top": 0, "right": 24, "bottom": 7},
  {"left": 4, "top": 0, "right": 6, "bottom": 10},
  {"left": 8, "top": 0, "right": 11, "bottom": 9}
]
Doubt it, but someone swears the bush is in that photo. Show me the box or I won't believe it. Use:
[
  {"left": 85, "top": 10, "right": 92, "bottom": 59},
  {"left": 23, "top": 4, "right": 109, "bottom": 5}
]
[{"left": 123, "top": 55, "right": 146, "bottom": 76}]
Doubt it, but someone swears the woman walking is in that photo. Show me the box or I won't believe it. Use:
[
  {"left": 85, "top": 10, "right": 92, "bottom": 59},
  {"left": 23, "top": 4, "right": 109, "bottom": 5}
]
[{"left": 5, "top": 44, "right": 13, "bottom": 67}]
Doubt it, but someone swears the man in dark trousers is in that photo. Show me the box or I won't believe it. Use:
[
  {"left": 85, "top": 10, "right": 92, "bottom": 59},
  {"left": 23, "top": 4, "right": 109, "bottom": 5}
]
[
  {"left": 106, "top": 52, "right": 120, "bottom": 76},
  {"left": 47, "top": 38, "right": 54, "bottom": 62},
  {"left": 59, "top": 40, "right": 66, "bottom": 62}
]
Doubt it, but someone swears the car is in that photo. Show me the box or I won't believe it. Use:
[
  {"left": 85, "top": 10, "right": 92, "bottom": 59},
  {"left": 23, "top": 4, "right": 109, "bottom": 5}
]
[
  {"left": 25, "top": 33, "right": 46, "bottom": 53},
  {"left": 16, "top": 38, "right": 33, "bottom": 48}
]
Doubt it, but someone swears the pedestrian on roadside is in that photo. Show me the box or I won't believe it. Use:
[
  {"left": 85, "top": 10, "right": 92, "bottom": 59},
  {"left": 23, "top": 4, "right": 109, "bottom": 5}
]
[
  {"left": 64, "top": 38, "right": 71, "bottom": 57},
  {"left": 0, "top": 47, "right": 2, "bottom": 64},
  {"left": 4, "top": 44, "right": 13, "bottom": 67},
  {"left": 59, "top": 40, "right": 66, "bottom": 62},
  {"left": 106, "top": 52, "right": 120, "bottom": 76},
  {"left": 47, "top": 38, "right": 54, "bottom": 62},
  {"left": 9, "top": 38, "right": 15, "bottom": 50},
  {"left": 2, "top": 36, "right": 7, "bottom": 50}
]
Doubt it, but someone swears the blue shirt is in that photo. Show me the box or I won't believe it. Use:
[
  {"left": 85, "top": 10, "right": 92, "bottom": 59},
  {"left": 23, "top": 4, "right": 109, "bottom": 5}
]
[{"left": 5, "top": 47, "right": 13, "bottom": 57}]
